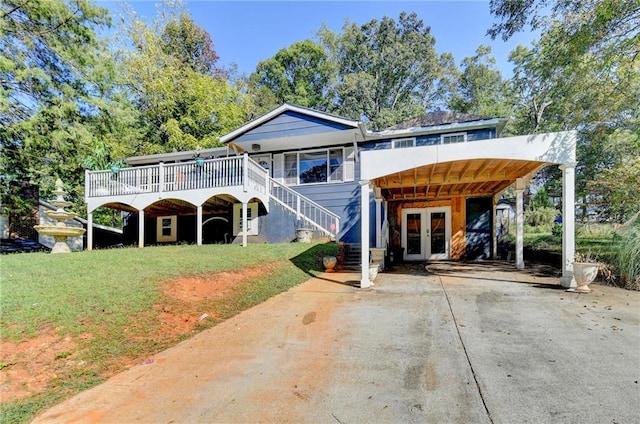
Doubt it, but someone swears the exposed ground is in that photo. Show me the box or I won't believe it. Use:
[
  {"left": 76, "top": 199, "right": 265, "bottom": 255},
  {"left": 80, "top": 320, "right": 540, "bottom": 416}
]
[{"left": 0, "top": 264, "right": 276, "bottom": 404}]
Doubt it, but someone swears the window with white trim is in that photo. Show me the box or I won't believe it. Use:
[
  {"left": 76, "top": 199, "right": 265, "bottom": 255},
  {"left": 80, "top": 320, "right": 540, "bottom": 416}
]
[
  {"left": 276, "top": 147, "right": 353, "bottom": 185},
  {"left": 441, "top": 133, "right": 467, "bottom": 144},
  {"left": 392, "top": 138, "right": 415, "bottom": 149},
  {"left": 156, "top": 215, "right": 177, "bottom": 242},
  {"left": 233, "top": 203, "right": 259, "bottom": 236}
]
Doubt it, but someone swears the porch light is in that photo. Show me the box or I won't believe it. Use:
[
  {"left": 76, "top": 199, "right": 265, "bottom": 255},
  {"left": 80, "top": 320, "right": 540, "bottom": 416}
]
[{"left": 251, "top": 143, "right": 261, "bottom": 152}]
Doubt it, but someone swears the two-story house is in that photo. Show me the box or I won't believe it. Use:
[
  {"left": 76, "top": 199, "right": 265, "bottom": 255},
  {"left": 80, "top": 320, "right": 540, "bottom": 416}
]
[{"left": 85, "top": 103, "right": 577, "bottom": 289}]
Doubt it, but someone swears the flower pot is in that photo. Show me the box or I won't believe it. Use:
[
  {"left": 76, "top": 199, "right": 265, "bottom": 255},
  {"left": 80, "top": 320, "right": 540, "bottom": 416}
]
[
  {"left": 295, "top": 228, "right": 313, "bottom": 243},
  {"left": 370, "top": 248, "right": 385, "bottom": 270},
  {"left": 572, "top": 262, "right": 599, "bottom": 293},
  {"left": 323, "top": 256, "right": 337, "bottom": 272}
]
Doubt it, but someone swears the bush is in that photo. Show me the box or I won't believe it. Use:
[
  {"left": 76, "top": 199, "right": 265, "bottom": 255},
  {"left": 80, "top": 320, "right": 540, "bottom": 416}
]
[
  {"left": 612, "top": 225, "right": 640, "bottom": 291},
  {"left": 525, "top": 206, "right": 557, "bottom": 227},
  {"left": 551, "top": 223, "right": 562, "bottom": 237}
]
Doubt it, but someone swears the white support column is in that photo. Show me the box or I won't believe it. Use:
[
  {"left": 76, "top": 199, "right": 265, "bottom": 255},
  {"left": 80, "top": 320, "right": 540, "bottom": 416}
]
[
  {"left": 515, "top": 178, "right": 525, "bottom": 269},
  {"left": 561, "top": 163, "right": 577, "bottom": 288},
  {"left": 492, "top": 195, "right": 498, "bottom": 259},
  {"left": 242, "top": 201, "right": 248, "bottom": 247},
  {"left": 375, "top": 197, "right": 382, "bottom": 248},
  {"left": 87, "top": 211, "right": 93, "bottom": 251},
  {"left": 138, "top": 209, "right": 145, "bottom": 248},
  {"left": 360, "top": 181, "right": 371, "bottom": 289},
  {"left": 196, "top": 205, "right": 203, "bottom": 246}
]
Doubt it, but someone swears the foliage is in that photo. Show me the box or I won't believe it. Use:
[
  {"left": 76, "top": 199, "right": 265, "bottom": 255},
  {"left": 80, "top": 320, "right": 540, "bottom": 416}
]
[
  {"left": 1, "top": 242, "right": 332, "bottom": 423},
  {"left": 611, "top": 223, "right": 640, "bottom": 291},
  {"left": 249, "top": 40, "right": 333, "bottom": 111},
  {"left": 448, "top": 45, "right": 512, "bottom": 118},
  {"left": 115, "top": 5, "right": 249, "bottom": 155},
  {"left": 318, "top": 12, "right": 457, "bottom": 129},
  {"left": 0, "top": 0, "right": 126, "bottom": 217}
]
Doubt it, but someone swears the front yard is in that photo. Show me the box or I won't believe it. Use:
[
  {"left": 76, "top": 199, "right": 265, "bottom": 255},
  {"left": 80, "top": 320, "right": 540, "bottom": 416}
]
[{"left": 0, "top": 242, "right": 337, "bottom": 424}]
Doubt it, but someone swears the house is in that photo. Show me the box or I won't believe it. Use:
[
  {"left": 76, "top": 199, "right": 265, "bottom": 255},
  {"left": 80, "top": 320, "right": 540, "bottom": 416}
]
[{"left": 85, "top": 104, "right": 577, "bottom": 288}]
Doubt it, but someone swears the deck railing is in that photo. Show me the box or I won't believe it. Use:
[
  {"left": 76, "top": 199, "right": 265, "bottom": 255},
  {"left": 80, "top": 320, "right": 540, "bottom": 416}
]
[
  {"left": 269, "top": 178, "right": 340, "bottom": 239},
  {"left": 85, "top": 154, "right": 338, "bottom": 239},
  {"left": 86, "top": 155, "right": 268, "bottom": 198}
]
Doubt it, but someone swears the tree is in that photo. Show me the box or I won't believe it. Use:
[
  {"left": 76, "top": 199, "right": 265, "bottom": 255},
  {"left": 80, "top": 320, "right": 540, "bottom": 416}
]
[
  {"left": 117, "top": 6, "right": 249, "bottom": 155},
  {"left": 449, "top": 45, "right": 512, "bottom": 119},
  {"left": 0, "top": 0, "right": 120, "bottom": 218},
  {"left": 319, "top": 12, "right": 457, "bottom": 129},
  {"left": 249, "top": 40, "right": 333, "bottom": 111}
]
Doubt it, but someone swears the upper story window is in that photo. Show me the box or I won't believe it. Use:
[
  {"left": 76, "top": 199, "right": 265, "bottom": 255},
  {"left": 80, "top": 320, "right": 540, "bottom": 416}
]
[
  {"left": 441, "top": 132, "right": 467, "bottom": 144},
  {"left": 274, "top": 147, "right": 355, "bottom": 186},
  {"left": 392, "top": 138, "right": 415, "bottom": 149}
]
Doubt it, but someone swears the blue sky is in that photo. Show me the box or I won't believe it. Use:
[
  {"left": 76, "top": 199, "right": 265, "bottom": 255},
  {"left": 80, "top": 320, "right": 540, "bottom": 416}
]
[{"left": 98, "top": 1, "right": 538, "bottom": 76}]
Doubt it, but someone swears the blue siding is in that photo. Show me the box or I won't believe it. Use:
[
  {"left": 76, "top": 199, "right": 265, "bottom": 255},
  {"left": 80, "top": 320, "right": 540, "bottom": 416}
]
[
  {"left": 234, "top": 111, "right": 354, "bottom": 143},
  {"left": 361, "top": 127, "right": 498, "bottom": 151}
]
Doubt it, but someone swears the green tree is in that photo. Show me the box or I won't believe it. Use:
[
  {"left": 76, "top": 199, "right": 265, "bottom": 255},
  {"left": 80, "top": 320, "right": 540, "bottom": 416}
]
[
  {"left": 249, "top": 40, "right": 333, "bottom": 111},
  {"left": 0, "top": 0, "right": 121, "bottom": 217},
  {"left": 117, "top": 6, "right": 249, "bottom": 155},
  {"left": 449, "top": 45, "right": 512, "bottom": 119},
  {"left": 320, "top": 12, "right": 457, "bottom": 129}
]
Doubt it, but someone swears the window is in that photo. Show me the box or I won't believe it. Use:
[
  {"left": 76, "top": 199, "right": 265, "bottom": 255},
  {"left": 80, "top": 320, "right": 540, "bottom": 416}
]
[
  {"left": 156, "top": 215, "right": 177, "bottom": 242},
  {"left": 233, "top": 203, "right": 259, "bottom": 236},
  {"left": 283, "top": 148, "right": 346, "bottom": 185},
  {"left": 392, "top": 138, "right": 415, "bottom": 149},
  {"left": 441, "top": 133, "right": 467, "bottom": 144}
]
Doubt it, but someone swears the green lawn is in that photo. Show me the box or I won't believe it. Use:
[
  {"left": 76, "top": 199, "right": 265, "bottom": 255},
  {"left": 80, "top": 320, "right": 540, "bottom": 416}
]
[{"left": 0, "top": 242, "right": 337, "bottom": 424}]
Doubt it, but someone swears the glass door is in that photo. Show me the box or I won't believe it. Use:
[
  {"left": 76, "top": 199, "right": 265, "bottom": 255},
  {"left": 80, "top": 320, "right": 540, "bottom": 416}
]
[
  {"left": 426, "top": 207, "right": 451, "bottom": 260},
  {"left": 402, "top": 209, "right": 426, "bottom": 261}
]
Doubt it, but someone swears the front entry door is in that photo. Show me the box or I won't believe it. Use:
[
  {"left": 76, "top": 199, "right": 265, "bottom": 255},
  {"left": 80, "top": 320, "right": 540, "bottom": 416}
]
[{"left": 402, "top": 207, "right": 451, "bottom": 261}]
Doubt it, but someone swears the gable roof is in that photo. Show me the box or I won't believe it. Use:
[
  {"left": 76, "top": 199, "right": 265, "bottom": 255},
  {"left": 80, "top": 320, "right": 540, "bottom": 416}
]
[
  {"left": 220, "top": 103, "right": 360, "bottom": 144},
  {"left": 385, "top": 111, "right": 492, "bottom": 131}
]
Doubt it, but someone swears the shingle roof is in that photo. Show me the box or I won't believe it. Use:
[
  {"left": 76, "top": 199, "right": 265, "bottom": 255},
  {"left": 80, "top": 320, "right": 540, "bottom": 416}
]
[{"left": 385, "top": 111, "right": 492, "bottom": 130}]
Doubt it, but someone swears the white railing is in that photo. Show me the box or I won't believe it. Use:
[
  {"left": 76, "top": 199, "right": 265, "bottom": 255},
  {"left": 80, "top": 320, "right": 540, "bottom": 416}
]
[
  {"left": 269, "top": 178, "right": 340, "bottom": 239},
  {"left": 86, "top": 155, "right": 268, "bottom": 198}
]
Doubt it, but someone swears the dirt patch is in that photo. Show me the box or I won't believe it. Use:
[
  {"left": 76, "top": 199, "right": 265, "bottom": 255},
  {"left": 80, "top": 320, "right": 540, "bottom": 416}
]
[
  {"left": 0, "top": 263, "right": 280, "bottom": 404},
  {"left": 0, "top": 328, "right": 78, "bottom": 402}
]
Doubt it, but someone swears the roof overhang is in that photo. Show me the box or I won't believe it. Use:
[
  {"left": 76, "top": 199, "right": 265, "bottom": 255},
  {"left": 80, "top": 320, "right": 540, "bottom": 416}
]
[
  {"left": 124, "top": 145, "right": 242, "bottom": 166},
  {"left": 361, "top": 131, "right": 577, "bottom": 201}
]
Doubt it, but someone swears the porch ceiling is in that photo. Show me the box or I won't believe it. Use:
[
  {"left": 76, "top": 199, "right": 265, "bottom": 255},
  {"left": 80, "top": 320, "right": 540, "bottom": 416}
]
[{"left": 373, "top": 158, "right": 544, "bottom": 200}]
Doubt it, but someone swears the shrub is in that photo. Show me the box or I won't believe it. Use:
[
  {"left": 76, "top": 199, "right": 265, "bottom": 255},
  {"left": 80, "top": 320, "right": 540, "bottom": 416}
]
[
  {"left": 611, "top": 225, "right": 640, "bottom": 291},
  {"left": 551, "top": 223, "right": 562, "bottom": 237},
  {"left": 525, "top": 206, "right": 557, "bottom": 227}
]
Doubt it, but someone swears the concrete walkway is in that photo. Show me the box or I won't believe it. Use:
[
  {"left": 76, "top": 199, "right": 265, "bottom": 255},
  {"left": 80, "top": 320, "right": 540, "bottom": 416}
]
[{"left": 33, "top": 263, "right": 640, "bottom": 424}]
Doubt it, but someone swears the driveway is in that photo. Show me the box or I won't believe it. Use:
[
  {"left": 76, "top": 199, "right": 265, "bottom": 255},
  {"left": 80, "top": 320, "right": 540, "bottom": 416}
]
[{"left": 33, "top": 262, "right": 640, "bottom": 424}]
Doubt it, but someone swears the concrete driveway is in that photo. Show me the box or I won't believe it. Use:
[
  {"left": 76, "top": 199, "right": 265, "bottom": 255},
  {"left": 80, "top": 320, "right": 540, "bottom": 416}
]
[{"left": 33, "top": 262, "right": 640, "bottom": 424}]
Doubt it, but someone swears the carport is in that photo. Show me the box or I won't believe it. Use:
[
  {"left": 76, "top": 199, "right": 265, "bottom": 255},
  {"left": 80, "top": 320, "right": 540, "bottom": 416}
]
[{"left": 358, "top": 131, "right": 578, "bottom": 289}]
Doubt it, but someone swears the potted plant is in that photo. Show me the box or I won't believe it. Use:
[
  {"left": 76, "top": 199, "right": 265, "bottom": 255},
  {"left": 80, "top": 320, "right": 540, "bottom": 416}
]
[
  {"left": 571, "top": 252, "right": 613, "bottom": 293},
  {"left": 323, "top": 255, "right": 337, "bottom": 272}
]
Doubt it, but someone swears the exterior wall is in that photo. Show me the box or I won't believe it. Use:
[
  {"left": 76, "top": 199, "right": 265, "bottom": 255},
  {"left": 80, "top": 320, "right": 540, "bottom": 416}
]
[
  {"left": 388, "top": 197, "right": 466, "bottom": 260},
  {"left": 360, "top": 128, "right": 497, "bottom": 150},
  {"left": 234, "top": 111, "right": 352, "bottom": 143}
]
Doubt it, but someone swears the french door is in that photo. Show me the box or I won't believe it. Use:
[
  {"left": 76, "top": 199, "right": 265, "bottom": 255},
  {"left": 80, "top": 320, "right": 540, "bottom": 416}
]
[{"left": 401, "top": 207, "right": 451, "bottom": 261}]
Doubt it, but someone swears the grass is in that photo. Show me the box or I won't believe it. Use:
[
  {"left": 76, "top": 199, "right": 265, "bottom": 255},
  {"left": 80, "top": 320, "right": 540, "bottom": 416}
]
[{"left": 0, "top": 242, "right": 337, "bottom": 424}]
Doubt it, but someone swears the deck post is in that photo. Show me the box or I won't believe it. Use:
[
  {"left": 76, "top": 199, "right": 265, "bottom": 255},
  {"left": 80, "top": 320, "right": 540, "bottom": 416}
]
[
  {"left": 375, "top": 198, "right": 382, "bottom": 248},
  {"left": 360, "top": 181, "right": 371, "bottom": 289},
  {"left": 159, "top": 162, "right": 164, "bottom": 196},
  {"left": 561, "top": 163, "right": 577, "bottom": 288},
  {"left": 138, "top": 209, "right": 145, "bottom": 248},
  {"left": 242, "top": 201, "right": 248, "bottom": 247},
  {"left": 243, "top": 153, "right": 249, "bottom": 193},
  {"left": 87, "top": 211, "right": 93, "bottom": 251},
  {"left": 515, "top": 178, "right": 525, "bottom": 269},
  {"left": 197, "top": 205, "right": 203, "bottom": 246}
]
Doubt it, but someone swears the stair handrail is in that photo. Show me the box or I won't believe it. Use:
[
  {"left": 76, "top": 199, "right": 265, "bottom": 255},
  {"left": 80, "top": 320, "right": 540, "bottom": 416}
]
[{"left": 269, "top": 177, "right": 340, "bottom": 238}]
